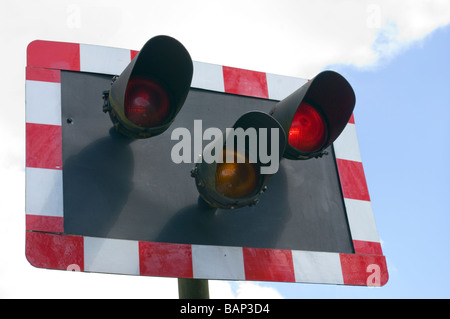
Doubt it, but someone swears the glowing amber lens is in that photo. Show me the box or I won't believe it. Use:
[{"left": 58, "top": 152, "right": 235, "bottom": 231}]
[{"left": 215, "top": 151, "right": 260, "bottom": 199}]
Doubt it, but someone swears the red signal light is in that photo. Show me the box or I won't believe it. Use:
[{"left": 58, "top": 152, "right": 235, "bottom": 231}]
[
  {"left": 124, "top": 77, "right": 170, "bottom": 128},
  {"left": 270, "top": 71, "right": 355, "bottom": 160},
  {"left": 288, "top": 102, "right": 328, "bottom": 153}
]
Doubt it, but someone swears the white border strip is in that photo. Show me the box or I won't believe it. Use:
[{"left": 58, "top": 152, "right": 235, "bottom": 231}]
[
  {"left": 292, "top": 250, "right": 344, "bottom": 284},
  {"left": 25, "top": 78, "right": 64, "bottom": 221},
  {"left": 333, "top": 121, "right": 381, "bottom": 246},
  {"left": 25, "top": 80, "right": 62, "bottom": 126},
  {"left": 25, "top": 167, "right": 63, "bottom": 218},
  {"left": 80, "top": 44, "right": 132, "bottom": 76},
  {"left": 192, "top": 245, "right": 245, "bottom": 280},
  {"left": 333, "top": 123, "right": 362, "bottom": 163},
  {"left": 344, "top": 198, "right": 380, "bottom": 243},
  {"left": 266, "top": 73, "right": 308, "bottom": 101},
  {"left": 192, "top": 61, "right": 225, "bottom": 92},
  {"left": 84, "top": 237, "right": 140, "bottom": 275}
]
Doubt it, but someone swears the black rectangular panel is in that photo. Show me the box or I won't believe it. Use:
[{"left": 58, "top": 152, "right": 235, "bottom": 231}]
[{"left": 61, "top": 70, "right": 353, "bottom": 253}]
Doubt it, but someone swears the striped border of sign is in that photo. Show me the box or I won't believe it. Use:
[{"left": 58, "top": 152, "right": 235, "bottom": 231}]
[{"left": 25, "top": 40, "right": 388, "bottom": 286}]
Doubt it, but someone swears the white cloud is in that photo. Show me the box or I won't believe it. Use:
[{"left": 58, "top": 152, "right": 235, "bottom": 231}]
[
  {"left": 2, "top": 1, "right": 449, "bottom": 78},
  {"left": 363, "top": 0, "right": 450, "bottom": 68},
  {"left": 382, "top": 0, "right": 450, "bottom": 41},
  {"left": 159, "top": 0, "right": 450, "bottom": 77},
  {"left": 210, "top": 281, "right": 284, "bottom": 299},
  {"left": 234, "top": 282, "right": 284, "bottom": 299},
  {"left": 209, "top": 280, "right": 236, "bottom": 298}
]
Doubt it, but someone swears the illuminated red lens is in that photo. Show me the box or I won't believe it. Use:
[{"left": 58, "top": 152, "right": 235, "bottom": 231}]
[
  {"left": 288, "top": 102, "right": 328, "bottom": 153},
  {"left": 124, "top": 77, "right": 170, "bottom": 128}
]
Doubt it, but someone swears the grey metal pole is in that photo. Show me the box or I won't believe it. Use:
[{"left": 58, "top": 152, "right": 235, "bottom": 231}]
[{"left": 178, "top": 278, "right": 210, "bottom": 299}]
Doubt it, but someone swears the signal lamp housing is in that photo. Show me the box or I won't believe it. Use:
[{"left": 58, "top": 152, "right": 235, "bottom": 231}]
[
  {"left": 103, "top": 35, "right": 193, "bottom": 139},
  {"left": 192, "top": 111, "right": 286, "bottom": 210},
  {"left": 270, "top": 71, "right": 355, "bottom": 160}
]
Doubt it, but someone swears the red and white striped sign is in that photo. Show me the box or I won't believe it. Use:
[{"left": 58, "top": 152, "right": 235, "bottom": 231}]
[{"left": 25, "top": 40, "right": 388, "bottom": 286}]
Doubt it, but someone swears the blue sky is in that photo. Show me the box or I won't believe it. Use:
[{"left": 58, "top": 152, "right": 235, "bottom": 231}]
[
  {"left": 1, "top": 1, "right": 449, "bottom": 298},
  {"left": 353, "top": 25, "right": 450, "bottom": 298},
  {"left": 263, "top": 25, "right": 450, "bottom": 298}
]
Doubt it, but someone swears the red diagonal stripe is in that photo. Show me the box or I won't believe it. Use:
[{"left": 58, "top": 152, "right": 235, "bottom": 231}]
[
  {"left": 139, "top": 241, "right": 193, "bottom": 278},
  {"left": 340, "top": 253, "right": 388, "bottom": 286},
  {"left": 223, "top": 66, "right": 269, "bottom": 99},
  {"left": 27, "top": 40, "right": 80, "bottom": 71},
  {"left": 336, "top": 159, "right": 371, "bottom": 201},
  {"left": 26, "top": 123, "right": 62, "bottom": 170},
  {"left": 26, "top": 232, "right": 84, "bottom": 271},
  {"left": 243, "top": 247, "right": 295, "bottom": 282},
  {"left": 26, "top": 215, "right": 64, "bottom": 233},
  {"left": 26, "top": 67, "right": 61, "bottom": 83}
]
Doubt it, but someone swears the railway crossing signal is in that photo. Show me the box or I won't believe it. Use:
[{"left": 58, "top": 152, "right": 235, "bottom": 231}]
[{"left": 25, "top": 37, "right": 388, "bottom": 292}]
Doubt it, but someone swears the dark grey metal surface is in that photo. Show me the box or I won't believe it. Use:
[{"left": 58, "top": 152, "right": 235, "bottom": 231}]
[{"left": 61, "top": 70, "right": 354, "bottom": 253}]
